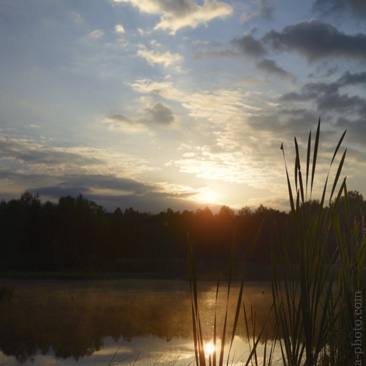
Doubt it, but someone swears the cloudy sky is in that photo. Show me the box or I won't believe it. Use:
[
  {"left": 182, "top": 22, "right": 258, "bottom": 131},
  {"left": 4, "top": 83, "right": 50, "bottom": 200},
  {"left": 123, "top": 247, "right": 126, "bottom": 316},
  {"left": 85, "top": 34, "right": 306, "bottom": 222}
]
[{"left": 0, "top": 0, "right": 365, "bottom": 213}]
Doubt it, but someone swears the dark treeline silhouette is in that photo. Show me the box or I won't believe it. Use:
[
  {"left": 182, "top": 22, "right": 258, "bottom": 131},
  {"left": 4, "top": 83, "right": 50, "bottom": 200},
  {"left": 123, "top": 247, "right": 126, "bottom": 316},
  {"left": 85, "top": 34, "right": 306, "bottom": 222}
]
[{"left": 0, "top": 190, "right": 364, "bottom": 275}]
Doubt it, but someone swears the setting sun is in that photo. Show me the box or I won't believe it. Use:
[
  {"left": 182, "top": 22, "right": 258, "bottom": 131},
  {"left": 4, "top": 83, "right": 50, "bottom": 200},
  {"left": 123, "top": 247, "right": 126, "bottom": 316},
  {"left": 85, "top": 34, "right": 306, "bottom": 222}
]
[
  {"left": 195, "top": 187, "right": 219, "bottom": 204},
  {"left": 205, "top": 342, "right": 215, "bottom": 355}
]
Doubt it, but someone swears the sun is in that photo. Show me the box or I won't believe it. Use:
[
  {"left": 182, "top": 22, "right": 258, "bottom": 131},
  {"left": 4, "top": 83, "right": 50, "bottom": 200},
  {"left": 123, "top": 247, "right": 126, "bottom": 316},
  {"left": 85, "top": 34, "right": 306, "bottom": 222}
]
[
  {"left": 205, "top": 342, "right": 215, "bottom": 355},
  {"left": 195, "top": 187, "right": 219, "bottom": 204}
]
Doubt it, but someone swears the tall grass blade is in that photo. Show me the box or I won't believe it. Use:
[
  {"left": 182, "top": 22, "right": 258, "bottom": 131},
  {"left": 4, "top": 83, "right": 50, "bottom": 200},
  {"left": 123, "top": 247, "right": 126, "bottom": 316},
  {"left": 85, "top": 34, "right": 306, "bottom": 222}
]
[
  {"left": 306, "top": 130, "right": 311, "bottom": 199},
  {"left": 329, "top": 148, "right": 347, "bottom": 204},
  {"left": 281, "top": 143, "right": 295, "bottom": 213},
  {"left": 226, "top": 280, "right": 244, "bottom": 366},
  {"left": 310, "top": 118, "right": 320, "bottom": 197}
]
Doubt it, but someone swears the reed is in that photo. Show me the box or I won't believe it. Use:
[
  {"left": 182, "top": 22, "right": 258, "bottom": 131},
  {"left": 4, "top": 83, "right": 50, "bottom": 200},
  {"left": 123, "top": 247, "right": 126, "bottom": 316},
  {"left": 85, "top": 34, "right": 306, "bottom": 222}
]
[
  {"left": 273, "top": 119, "right": 365, "bottom": 365},
  {"left": 330, "top": 186, "right": 366, "bottom": 364}
]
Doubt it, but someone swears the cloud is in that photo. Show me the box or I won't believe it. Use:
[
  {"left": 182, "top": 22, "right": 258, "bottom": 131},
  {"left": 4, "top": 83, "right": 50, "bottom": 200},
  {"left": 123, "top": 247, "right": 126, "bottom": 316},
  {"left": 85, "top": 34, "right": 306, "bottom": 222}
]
[
  {"left": 105, "top": 114, "right": 146, "bottom": 132},
  {"left": 231, "top": 34, "right": 293, "bottom": 79},
  {"left": 31, "top": 174, "right": 198, "bottom": 212},
  {"left": 241, "top": 0, "right": 274, "bottom": 23},
  {"left": 88, "top": 29, "right": 104, "bottom": 39},
  {"left": 105, "top": 103, "right": 174, "bottom": 130},
  {"left": 0, "top": 138, "right": 102, "bottom": 167},
  {"left": 0, "top": 135, "right": 156, "bottom": 179},
  {"left": 313, "top": 0, "right": 366, "bottom": 18},
  {"left": 113, "top": 0, "right": 233, "bottom": 34},
  {"left": 338, "top": 71, "right": 366, "bottom": 86},
  {"left": 107, "top": 114, "right": 132, "bottom": 123},
  {"left": 35, "top": 174, "right": 154, "bottom": 197},
  {"left": 143, "top": 103, "right": 174, "bottom": 125},
  {"left": 280, "top": 72, "right": 366, "bottom": 116},
  {"left": 115, "top": 24, "right": 125, "bottom": 34},
  {"left": 129, "top": 78, "right": 261, "bottom": 123},
  {"left": 256, "top": 58, "right": 293, "bottom": 79},
  {"left": 258, "top": 0, "right": 275, "bottom": 19},
  {"left": 231, "top": 33, "right": 267, "bottom": 59},
  {"left": 0, "top": 136, "right": 203, "bottom": 212},
  {"left": 263, "top": 19, "right": 366, "bottom": 62},
  {"left": 137, "top": 45, "right": 182, "bottom": 67}
]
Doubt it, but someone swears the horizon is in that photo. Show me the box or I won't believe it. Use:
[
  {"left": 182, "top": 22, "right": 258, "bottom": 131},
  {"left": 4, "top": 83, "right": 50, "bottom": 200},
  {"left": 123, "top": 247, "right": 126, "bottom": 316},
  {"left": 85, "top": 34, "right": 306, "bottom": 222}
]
[
  {"left": 1, "top": 1, "right": 365, "bottom": 214},
  {"left": 4, "top": 187, "right": 365, "bottom": 215}
]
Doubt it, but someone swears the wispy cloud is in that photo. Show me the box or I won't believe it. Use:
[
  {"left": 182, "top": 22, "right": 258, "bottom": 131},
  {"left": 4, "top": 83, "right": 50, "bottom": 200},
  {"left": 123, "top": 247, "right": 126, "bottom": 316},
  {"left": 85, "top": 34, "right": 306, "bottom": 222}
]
[
  {"left": 112, "top": 0, "right": 233, "bottom": 34},
  {"left": 137, "top": 45, "right": 182, "bottom": 67},
  {"left": 88, "top": 29, "right": 104, "bottom": 39}
]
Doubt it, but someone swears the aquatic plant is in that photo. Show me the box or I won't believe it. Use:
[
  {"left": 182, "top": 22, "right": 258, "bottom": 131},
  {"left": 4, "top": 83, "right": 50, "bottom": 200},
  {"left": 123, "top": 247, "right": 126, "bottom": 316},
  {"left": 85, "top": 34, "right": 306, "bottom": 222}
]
[{"left": 273, "top": 119, "right": 365, "bottom": 365}]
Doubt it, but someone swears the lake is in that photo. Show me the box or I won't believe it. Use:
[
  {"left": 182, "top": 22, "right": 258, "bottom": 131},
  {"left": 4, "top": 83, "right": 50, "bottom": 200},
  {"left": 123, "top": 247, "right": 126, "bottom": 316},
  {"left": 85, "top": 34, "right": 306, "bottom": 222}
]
[{"left": 0, "top": 279, "right": 276, "bottom": 366}]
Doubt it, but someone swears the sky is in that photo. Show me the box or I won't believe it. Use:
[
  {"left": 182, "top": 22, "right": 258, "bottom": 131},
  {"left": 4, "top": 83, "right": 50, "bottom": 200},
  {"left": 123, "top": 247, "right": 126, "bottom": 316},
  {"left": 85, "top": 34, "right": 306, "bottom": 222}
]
[{"left": 0, "top": 0, "right": 365, "bottom": 213}]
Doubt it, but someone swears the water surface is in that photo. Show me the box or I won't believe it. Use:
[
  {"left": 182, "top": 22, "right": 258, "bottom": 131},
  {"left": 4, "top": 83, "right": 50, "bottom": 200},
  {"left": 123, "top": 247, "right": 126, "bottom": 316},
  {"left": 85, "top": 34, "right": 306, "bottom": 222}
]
[{"left": 0, "top": 279, "right": 275, "bottom": 366}]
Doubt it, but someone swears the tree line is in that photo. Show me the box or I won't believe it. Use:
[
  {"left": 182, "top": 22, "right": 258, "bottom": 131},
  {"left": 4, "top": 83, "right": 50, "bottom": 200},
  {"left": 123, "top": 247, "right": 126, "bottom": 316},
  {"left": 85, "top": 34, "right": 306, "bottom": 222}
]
[{"left": 0, "top": 190, "right": 364, "bottom": 274}]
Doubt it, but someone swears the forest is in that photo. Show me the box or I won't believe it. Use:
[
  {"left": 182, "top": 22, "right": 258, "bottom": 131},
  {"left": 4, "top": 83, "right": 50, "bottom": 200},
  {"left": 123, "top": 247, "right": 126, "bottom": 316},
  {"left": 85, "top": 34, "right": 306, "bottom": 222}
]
[{"left": 0, "top": 190, "right": 364, "bottom": 277}]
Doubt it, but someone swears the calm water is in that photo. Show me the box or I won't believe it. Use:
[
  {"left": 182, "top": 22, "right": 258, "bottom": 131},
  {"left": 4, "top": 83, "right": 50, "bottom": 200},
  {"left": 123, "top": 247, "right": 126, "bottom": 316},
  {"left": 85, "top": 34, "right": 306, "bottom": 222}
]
[{"left": 0, "top": 279, "right": 276, "bottom": 366}]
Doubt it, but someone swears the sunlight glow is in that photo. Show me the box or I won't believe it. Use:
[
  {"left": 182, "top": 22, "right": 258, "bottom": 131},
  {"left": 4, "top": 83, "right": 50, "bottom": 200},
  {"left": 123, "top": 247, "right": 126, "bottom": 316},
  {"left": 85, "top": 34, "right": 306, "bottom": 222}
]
[
  {"left": 205, "top": 342, "right": 215, "bottom": 355},
  {"left": 195, "top": 187, "right": 219, "bottom": 204}
]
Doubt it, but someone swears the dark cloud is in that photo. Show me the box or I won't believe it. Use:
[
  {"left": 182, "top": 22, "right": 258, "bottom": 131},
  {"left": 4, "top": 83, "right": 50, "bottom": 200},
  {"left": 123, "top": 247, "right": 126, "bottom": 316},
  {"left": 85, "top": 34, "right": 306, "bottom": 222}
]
[
  {"left": 0, "top": 167, "right": 203, "bottom": 213},
  {"left": 338, "top": 71, "right": 366, "bottom": 86},
  {"left": 313, "top": 0, "right": 366, "bottom": 18},
  {"left": 231, "top": 33, "right": 294, "bottom": 80},
  {"left": 308, "top": 64, "right": 339, "bottom": 78},
  {"left": 84, "top": 191, "right": 203, "bottom": 213},
  {"left": 31, "top": 174, "right": 202, "bottom": 213},
  {"left": 107, "top": 114, "right": 132, "bottom": 123},
  {"left": 231, "top": 33, "right": 267, "bottom": 59},
  {"left": 107, "top": 104, "right": 174, "bottom": 127},
  {"left": 280, "top": 81, "right": 338, "bottom": 102},
  {"left": 263, "top": 19, "right": 366, "bottom": 62},
  {"left": 280, "top": 73, "right": 366, "bottom": 116},
  {"left": 144, "top": 103, "right": 174, "bottom": 125},
  {"left": 34, "top": 174, "right": 154, "bottom": 197},
  {"left": 256, "top": 58, "right": 293, "bottom": 79}
]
